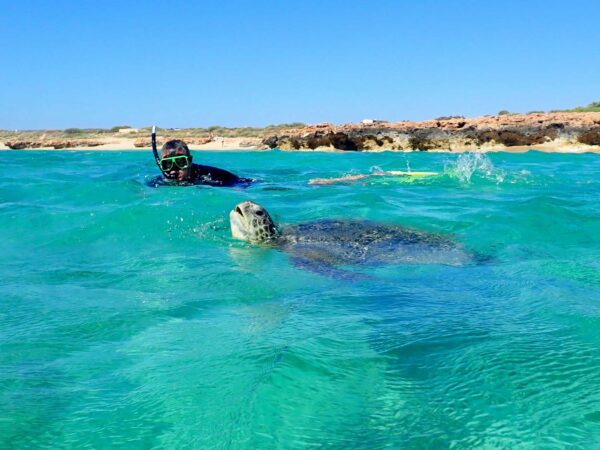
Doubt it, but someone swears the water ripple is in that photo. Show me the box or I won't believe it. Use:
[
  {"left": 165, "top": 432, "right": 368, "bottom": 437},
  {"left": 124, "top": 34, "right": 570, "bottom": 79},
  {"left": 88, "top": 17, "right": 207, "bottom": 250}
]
[{"left": 1, "top": 151, "right": 600, "bottom": 448}]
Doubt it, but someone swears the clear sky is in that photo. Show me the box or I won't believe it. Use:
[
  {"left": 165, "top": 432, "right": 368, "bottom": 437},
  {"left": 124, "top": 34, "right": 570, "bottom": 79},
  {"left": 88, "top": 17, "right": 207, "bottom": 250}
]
[{"left": 2, "top": 0, "right": 599, "bottom": 129}]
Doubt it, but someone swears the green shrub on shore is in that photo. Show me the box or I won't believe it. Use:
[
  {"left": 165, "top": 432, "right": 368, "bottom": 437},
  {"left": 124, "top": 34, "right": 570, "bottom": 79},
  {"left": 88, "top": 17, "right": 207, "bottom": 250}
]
[
  {"left": 553, "top": 101, "right": 600, "bottom": 113},
  {"left": 266, "top": 122, "right": 306, "bottom": 129},
  {"left": 0, "top": 123, "right": 309, "bottom": 141},
  {"left": 577, "top": 102, "right": 598, "bottom": 112},
  {"left": 110, "top": 125, "right": 132, "bottom": 132},
  {"left": 435, "top": 115, "right": 465, "bottom": 121},
  {"left": 498, "top": 102, "right": 600, "bottom": 115},
  {"left": 170, "top": 123, "right": 307, "bottom": 138}
]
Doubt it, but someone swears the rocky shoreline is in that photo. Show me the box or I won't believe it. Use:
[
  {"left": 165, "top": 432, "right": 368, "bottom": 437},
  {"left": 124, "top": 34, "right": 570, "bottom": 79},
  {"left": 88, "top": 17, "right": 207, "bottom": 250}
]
[
  {"left": 262, "top": 112, "right": 600, "bottom": 152},
  {"left": 3, "top": 113, "right": 600, "bottom": 152},
  {"left": 5, "top": 139, "right": 106, "bottom": 150}
]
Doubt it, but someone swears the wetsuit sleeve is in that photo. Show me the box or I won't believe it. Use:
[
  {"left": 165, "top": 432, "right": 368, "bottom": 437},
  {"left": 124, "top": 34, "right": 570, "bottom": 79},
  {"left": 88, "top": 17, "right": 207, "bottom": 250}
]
[{"left": 192, "top": 164, "right": 242, "bottom": 186}]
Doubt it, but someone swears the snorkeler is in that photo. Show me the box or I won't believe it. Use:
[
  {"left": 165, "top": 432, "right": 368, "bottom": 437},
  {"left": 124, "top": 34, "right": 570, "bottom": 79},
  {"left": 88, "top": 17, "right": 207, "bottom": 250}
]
[{"left": 151, "top": 126, "right": 251, "bottom": 186}]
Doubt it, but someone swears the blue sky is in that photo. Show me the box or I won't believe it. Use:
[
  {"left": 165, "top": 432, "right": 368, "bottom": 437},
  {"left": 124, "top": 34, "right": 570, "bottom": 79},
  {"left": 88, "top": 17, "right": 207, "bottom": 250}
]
[{"left": 2, "top": 0, "right": 599, "bottom": 129}]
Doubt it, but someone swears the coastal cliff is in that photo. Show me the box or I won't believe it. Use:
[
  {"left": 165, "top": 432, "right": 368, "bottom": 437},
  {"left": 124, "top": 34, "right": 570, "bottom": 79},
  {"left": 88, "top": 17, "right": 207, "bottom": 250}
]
[
  {"left": 263, "top": 113, "right": 600, "bottom": 152},
  {"left": 2, "top": 113, "right": 600, "bottom": 152}
]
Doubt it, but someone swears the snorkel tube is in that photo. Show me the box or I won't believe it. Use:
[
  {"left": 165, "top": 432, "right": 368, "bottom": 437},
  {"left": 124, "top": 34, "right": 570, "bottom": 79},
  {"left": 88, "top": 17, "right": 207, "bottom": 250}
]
[
  {"left": 151, "top": 126, "right": 162, "bottom": 171},
  {"left": 152, "top": 125, "right": 174, "bottom": 179}
]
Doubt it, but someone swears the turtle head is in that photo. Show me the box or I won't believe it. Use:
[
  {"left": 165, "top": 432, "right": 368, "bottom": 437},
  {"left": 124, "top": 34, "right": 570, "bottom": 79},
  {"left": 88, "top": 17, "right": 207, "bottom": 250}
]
[{"left": 230, "top": 201, "right": 278, "bottom": 243}]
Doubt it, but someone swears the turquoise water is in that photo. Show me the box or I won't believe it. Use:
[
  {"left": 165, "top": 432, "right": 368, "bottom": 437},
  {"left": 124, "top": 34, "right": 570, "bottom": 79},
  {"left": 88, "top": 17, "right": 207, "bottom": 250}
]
[{"left": 1, "top": 150, "right": 600, "bottom": 449}]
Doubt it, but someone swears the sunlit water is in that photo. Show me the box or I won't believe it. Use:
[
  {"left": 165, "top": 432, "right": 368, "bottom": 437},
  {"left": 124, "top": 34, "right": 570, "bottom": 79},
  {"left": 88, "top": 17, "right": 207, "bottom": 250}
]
[{"left": 1, "top": 150, "right": 599, "bottom": 449}]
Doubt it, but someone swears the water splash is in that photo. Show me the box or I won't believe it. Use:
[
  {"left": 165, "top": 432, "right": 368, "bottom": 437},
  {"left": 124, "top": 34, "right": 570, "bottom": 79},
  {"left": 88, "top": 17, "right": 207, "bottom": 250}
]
[
  {"left": 445, "top": 153, "right": 505, "bottom": 183},
  {"left": 369, "top": 159, "right": 413, "bottom": 175}
]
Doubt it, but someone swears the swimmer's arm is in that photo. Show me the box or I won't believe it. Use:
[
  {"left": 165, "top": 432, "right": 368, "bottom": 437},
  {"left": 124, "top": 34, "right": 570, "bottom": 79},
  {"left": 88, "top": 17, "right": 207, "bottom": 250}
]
[
  {"left": 309, "top": 170, "right": 438, "bottom": 184},
  {"left": 386, "top": 170, "right": 438, "bottom": 176},
  {"left": 309, "top": 172, "right": 402, "bottom": 185},
  {"left": 309, "top": 174, "right": 371, "bottom": 185}
]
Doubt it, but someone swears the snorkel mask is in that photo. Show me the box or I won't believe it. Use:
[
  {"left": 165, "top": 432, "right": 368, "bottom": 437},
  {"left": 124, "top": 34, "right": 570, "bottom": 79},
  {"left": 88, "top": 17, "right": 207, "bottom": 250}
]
[
  {"left": 152, "top": 126, "right": 191, "bottom": 179},
  {"left": 159, "top": 155, "right": 190, "bottom": 172}
]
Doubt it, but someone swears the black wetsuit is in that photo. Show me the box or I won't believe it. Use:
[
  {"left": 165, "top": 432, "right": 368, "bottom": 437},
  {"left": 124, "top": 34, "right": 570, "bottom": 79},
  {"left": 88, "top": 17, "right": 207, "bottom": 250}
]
[{"left": 188, "top": 163, "right": 251, "bottom": 187}]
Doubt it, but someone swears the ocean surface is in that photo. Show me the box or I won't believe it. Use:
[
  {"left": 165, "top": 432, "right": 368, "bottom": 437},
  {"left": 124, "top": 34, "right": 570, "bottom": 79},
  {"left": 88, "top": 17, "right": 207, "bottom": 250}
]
[{"left": 1, "top": 150, "right": 599, "bottom": 449}]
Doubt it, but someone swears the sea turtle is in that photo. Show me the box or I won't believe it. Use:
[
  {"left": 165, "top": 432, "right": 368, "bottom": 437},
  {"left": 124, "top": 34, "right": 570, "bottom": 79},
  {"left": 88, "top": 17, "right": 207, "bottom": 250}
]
[{"left": 229, "top": 201, "right": 479, "bottom": 279}]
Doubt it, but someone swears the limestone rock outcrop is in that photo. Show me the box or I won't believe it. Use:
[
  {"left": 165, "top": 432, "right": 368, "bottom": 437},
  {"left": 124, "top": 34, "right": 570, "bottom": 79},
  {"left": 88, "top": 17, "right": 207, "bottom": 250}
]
[{"left": 262, "top": 113, "right": 600, "bottom": 152}]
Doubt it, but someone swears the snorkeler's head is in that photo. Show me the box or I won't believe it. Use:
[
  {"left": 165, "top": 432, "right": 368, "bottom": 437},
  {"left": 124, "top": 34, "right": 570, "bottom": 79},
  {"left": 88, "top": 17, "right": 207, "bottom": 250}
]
[
  {"left": 161, "top": 140, "right": 191, "bottom": 158},
  {"left": 160, "top": 140, "right": 193, "bottom": 180}
]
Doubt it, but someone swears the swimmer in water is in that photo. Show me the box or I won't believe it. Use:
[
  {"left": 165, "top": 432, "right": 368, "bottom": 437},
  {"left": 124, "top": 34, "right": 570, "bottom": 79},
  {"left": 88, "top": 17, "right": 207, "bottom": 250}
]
[{"left": 151, "top": 127, "right": 251, "bottom": 187}]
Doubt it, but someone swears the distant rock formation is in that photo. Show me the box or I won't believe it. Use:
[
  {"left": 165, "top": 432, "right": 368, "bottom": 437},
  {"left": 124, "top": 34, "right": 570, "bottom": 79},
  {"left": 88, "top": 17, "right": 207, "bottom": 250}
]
[
  {"left": 262, "top": 113, "right": 600, "bottom": 152},
  {"left": 5, "top": 140, "right": 103, "bottom": 149},
  {"left": 238, "top": 139, "right": 261, "bottom": 148},
  {"left": 5, "top": 141, "right": 43, "bottom": 150}
]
